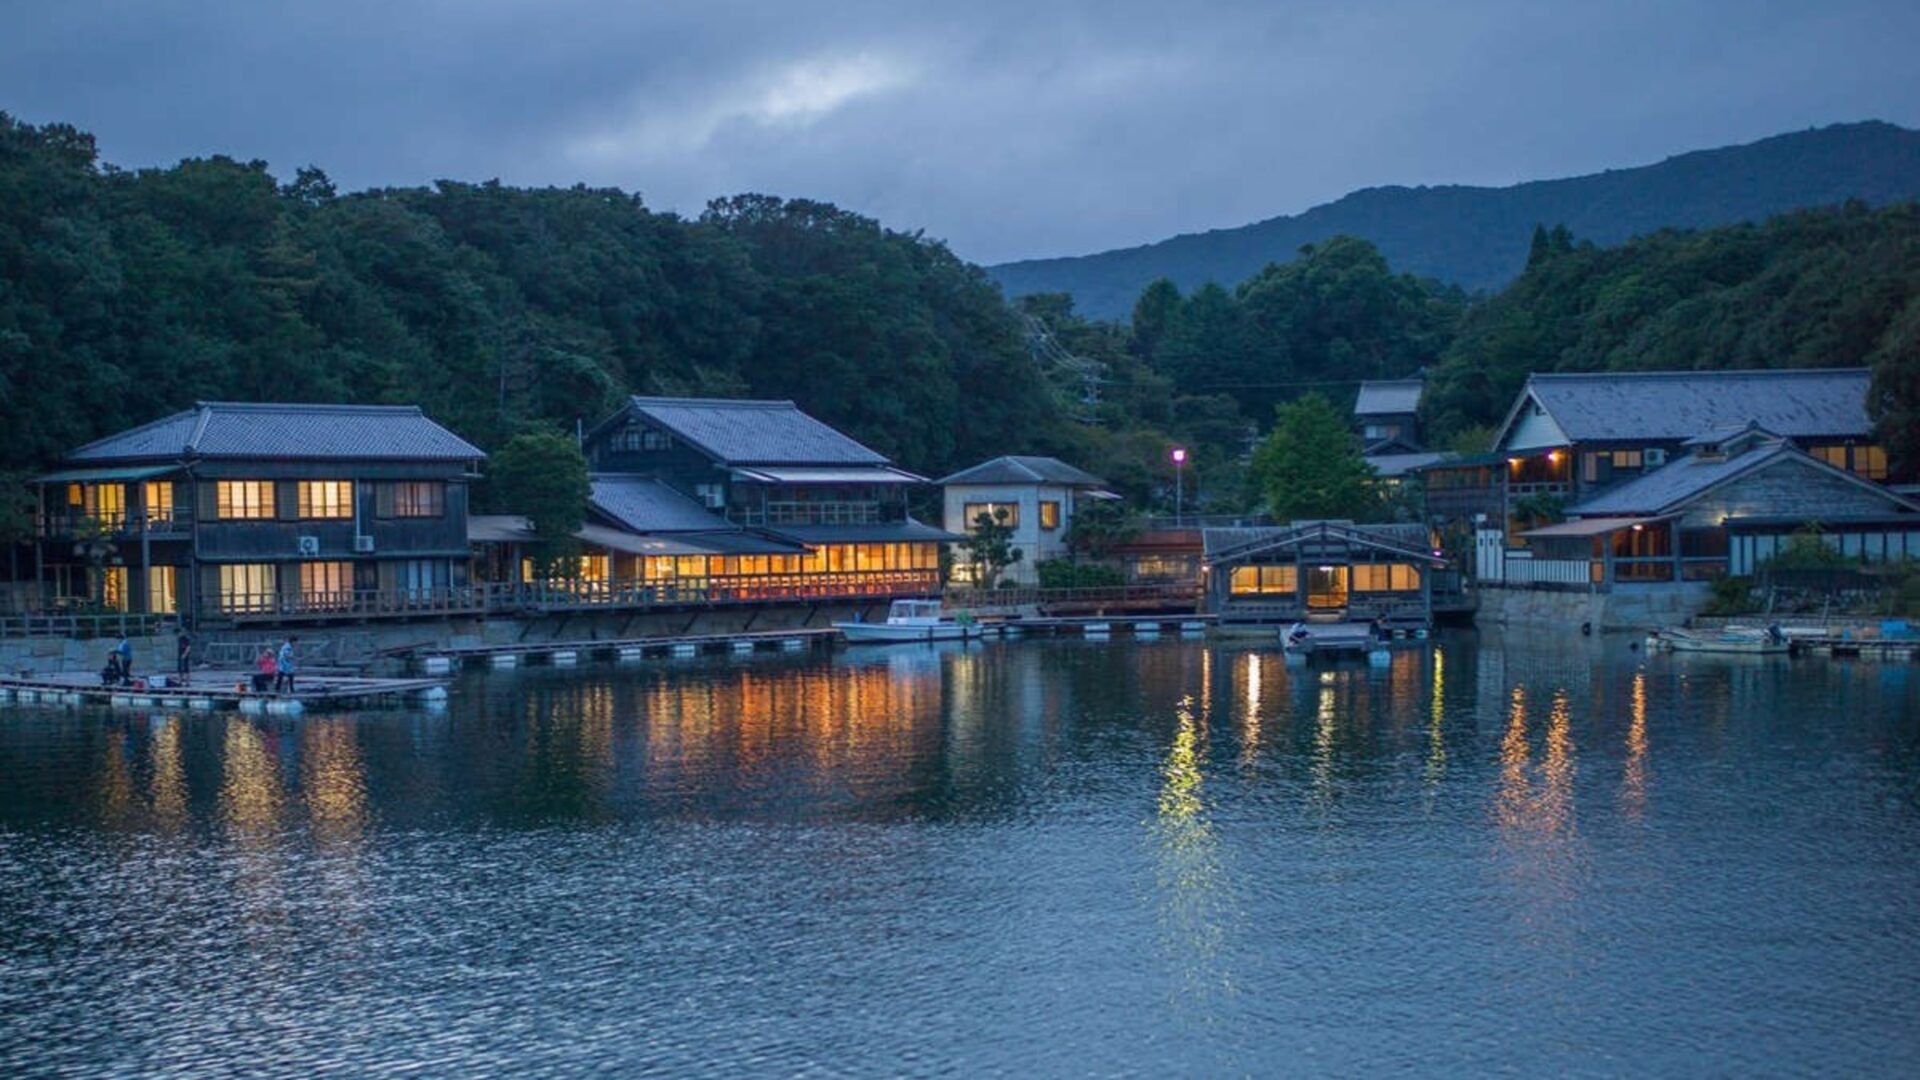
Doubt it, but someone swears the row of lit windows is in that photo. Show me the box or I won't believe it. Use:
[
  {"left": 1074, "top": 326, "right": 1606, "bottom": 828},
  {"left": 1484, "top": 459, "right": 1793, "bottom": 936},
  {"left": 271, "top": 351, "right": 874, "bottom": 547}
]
[
  {"left": 213, "top": 481, "right": 446, "bottom": 521},
  {"left": 216, "top": 560, "right": 447, "bottom": 612},
  {"left": 521, "top": 543, "right": 942, "bottom": 583},
  {"left": 1228, "top": 563, "right": 1422, "bottom": 595},
  {"left": 1810, "top": 444, "right": 1890, "bottom": 481},
  {"left": 962, "top": 502, "right": 1060, "bottom": 530}
]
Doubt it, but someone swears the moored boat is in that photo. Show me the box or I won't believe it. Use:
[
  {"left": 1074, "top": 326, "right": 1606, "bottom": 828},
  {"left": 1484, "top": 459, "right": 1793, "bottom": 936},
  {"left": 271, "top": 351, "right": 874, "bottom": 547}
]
[
  {"left": 1647, "top": 625, "right": 1790, "bottom": 654},
  {"left": 835, "top": 600, "right": 984, "bottom": 644}
]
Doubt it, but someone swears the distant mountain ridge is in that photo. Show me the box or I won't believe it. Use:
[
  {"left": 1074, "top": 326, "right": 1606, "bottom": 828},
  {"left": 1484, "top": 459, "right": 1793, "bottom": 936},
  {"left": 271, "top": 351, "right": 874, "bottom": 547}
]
[{"left": 988, "top": 121, "right": 1920, "bottom": 320}]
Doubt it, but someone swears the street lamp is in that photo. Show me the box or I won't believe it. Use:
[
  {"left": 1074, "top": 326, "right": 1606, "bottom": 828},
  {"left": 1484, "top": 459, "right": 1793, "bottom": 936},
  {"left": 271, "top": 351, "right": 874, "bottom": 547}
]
[{"left": 1170, "top": 446, "right": 1188, "bottom": 524}]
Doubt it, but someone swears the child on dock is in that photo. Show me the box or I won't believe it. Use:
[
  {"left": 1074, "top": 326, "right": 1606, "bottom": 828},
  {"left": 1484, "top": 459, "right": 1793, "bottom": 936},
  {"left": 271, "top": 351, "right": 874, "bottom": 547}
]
[{"left": 253, "top": 648, "right": 277, "bottom": 693}]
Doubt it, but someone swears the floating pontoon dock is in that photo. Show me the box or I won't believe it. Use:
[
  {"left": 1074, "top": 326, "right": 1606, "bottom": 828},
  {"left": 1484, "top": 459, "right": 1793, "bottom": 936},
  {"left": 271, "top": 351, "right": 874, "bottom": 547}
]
[{"left": 0, "top": 670, "right": 450, "bottom": 712}]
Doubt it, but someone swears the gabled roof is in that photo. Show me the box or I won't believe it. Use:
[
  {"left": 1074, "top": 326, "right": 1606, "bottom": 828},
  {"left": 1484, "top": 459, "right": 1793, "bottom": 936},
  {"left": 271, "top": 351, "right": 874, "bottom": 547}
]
[
  {"left": 621, "top": 396, "right": 888, "bottom": 466},
  {"left": 1203, "top": 520, "right": 1441, "bottom": 564},
  {"left": 1494, "top": 368, "right": 1872, "bottom": 448},
  {"left": 66, "top": 402, "right": 484, "bottom": 463},
  {"left": 1354, "top": 379, "right": 1423, "bottom": 416},
  {"left": 1569, "top": 440, "right": 1920, "bottom": 518},
  {"left": 590, "top": 476, "right": 736, "bottom": 533},
  {"left": 936, "top": 455, "right": 1108, "bottom": 487},
  {"left": 1365, "top": 451, "right": 1447, "bottom": 478}
]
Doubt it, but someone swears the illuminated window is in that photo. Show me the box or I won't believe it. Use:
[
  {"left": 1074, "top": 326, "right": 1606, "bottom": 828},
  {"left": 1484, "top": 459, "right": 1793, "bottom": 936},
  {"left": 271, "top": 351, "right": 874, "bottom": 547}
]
[
  {"left": 146, "top": 566, "right": 177, "bottom": 615},
  {"left": 101, "top": 566, "right": 128, "bottom": 612},
  {"left": 1811, "top": 445, "right": 1849, "bottom": 469},
  {"left": 1853, "top": 445, "right": 1888, "bottom": 481},
  {"left": 964, "top": 502, "right": 1018, "bottom": 529},
  {"left": 1039, "top": 501, "right": 1061, "bottom": 530},
  {"left": 68, "top": 483, "right": 127, "bottom": 525},
  {"left": 297, "top": 481, "right": 353, "bottom": 519},
  {"left": 219, "top": 564, "right": 277, "bottom": 612},
  {"left": 1353, "top": 563, "right": 1423, "bottom": 591},
  {"left": 299, "top": 561, "right": 354, "bottom": 609},
  {"left": 393, "top": 481, "right": 445, "bottom": 517},
  {"left": 217, "top": 481, "right": 275, "bottom": 520},
  {"left": 144, "top": 481, "right": 174, "bottom": 525},
  {"left": 1229, "top": 565, "right": 1297, "bottom": 595}
]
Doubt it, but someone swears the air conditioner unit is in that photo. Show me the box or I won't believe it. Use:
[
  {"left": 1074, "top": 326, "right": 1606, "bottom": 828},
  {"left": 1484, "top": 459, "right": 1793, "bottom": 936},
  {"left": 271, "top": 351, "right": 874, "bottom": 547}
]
[
  {"left": 353, "top": 535, "right": 376, "bottom": 553},
  {"left": 296, "top": 535, "right": 321, "bottom": 556},
  {"left": 1644, "top": 448, "right": 1667, "bottom": 467}
]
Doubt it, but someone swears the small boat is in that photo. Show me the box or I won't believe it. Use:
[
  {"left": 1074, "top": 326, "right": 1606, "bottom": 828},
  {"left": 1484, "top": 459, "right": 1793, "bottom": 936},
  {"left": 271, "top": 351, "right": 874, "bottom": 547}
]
[
  {"left": 1647, "top": 625, "right": 1790, "bottom": 655},
  {"left": 835, "top": 600, "right": 984, "bottom": 644},
  {"left": 1282, "top": 620, "right": 1393, "bottom": 664}
]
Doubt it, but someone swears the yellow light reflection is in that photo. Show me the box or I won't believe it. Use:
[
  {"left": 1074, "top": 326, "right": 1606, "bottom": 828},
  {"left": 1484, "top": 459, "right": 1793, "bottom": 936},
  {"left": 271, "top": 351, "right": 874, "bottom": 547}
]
[
  {"left": 1153, "top": 694, "right": 1233, "bottom": 1000},
  {"left": 1241, "top": 653, "right": 1262, "bottom": 766},
  {"left": 220, "top": 719, "right": 285, "bottom": 833},
  {"left": 302, "top": 720, "right": 368, "bottom": 844},
  {"left": 149, "top": 716, "right": 187, "bottom": 831},
  {"left": 1622, "top": 670, "right": 1648, "bottom": 820},
  {"left": 1424, "top": 648, "right": 1447, "bottom": 791}
]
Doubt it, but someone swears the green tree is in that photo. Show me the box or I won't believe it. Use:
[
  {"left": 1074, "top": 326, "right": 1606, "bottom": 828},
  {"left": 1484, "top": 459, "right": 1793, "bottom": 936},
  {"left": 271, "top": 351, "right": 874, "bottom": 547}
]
[
  {"left": 1868, "top": 295, "right": 1920, "bottom": 473},
  {"left": 1248, "top": 393, "right": 1379, "bottom": 521},
  {"left": 960, "top": 507, "right": 1023, "bottom": 587},
  {"left": 1063, "top": 498, "right": 1141, "bottom": 560},
  {"left": 487, "top": 431, "right": 590, "bottom": 576}
]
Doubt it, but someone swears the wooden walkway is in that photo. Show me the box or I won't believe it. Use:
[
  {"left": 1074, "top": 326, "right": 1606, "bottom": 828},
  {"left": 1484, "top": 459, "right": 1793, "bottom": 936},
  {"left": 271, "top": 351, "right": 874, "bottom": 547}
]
[{"left": 0, "top": 670, "right": 449, "bottom": 713}]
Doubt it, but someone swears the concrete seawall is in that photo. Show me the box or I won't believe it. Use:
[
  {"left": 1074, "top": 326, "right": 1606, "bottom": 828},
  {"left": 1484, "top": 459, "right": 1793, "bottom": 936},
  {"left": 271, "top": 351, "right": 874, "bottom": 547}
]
[{"left": 1476, "top": 583, "right": 1709, "bottom": 632}]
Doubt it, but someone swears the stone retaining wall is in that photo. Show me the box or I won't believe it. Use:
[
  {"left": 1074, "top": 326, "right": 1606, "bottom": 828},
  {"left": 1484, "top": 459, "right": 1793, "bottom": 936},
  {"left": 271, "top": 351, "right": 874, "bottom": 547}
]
[{"left": 1476, "top": 583, "right": 1709, "bottom": 631}]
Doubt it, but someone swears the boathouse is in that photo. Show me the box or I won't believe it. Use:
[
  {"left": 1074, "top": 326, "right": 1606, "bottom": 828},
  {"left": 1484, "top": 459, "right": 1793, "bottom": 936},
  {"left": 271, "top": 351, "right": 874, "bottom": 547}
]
[
  {"left": 32, "top": 402, "right": 484, "bottom": 624},
  {"left": 1202, "top": 521, "right": 1446, "bottom": 629},
  {"left": 527, "top": 396, "right": 958, "bottom": 603}
]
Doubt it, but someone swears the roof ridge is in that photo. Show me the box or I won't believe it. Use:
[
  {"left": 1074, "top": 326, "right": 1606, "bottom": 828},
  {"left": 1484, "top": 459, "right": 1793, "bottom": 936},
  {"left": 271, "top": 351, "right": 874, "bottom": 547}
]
[
  {"left": 1529, "top": 367, "right": 1869, "bottom": 382},
  {"left": 66, "top": 408, "right": 199, "bottom": 457},
  {"left": 193, "top": 400, "right": 427, "bottom": 413},
  {"left": 629, "top": 395, "right": 797, "bottom": 409}
]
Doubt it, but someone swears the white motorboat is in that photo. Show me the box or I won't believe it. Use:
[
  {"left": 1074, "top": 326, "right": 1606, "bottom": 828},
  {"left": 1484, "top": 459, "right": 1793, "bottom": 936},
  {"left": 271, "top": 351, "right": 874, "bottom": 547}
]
[
  {"left": 835, "top": 600, "right": 985, "bottom": 644},
  {"left": 1647, "top": 625, "right": 1790, "bottom": 655}
]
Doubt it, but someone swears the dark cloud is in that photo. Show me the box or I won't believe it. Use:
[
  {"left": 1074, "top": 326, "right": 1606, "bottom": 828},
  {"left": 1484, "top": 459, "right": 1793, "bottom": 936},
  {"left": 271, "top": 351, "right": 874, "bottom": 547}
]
[{"left": 3, "top": 0, "right": 1916, "bottom": 263}]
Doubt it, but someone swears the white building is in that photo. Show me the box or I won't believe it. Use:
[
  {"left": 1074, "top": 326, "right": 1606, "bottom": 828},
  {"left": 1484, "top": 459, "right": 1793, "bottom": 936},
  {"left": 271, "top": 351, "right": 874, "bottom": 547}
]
[{"left": 937, "top": 456, "right": 1116, "bottom": 584}]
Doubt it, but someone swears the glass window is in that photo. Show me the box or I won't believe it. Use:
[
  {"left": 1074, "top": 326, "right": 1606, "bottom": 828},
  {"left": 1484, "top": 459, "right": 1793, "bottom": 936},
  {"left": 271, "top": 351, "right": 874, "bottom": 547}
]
[
  {"left": 610, "top": 425, "right": 644, "bottom": 452},
  {"left": 1853, "top": 445, "right": 1888, "bottom": 480},
  {"left": 393, "top": 481, "right": 445, "bottom": 517},
  {"left": 145, "top": 566, "right": 177, "bottom": 615},
  {"left": 144, "top": 482, "right": 174, "bottom": 526},
  {"left": 217, "top": 481, "right": 275, "bottom": 520},
  {"left": 641, "top": 428, "right": 671, "bottom": 451},
  {"left": 299, "top": 561, "right": 354, "bottom": 609},
  {"left": 297, "top": 481, "right": 353, "bottom": 519},
  {"left": 1039, "top": 501, "right": 1061, "bottom": 530},
  {"left": 1229, "top": 565, "right": 1296, "bottom": 594},
  {"left": 101, "top": 566, "right": 128, "bottom": 612},
  {"left": 964, "top": 502, "right": 1018, "bottom": 529},
  {"left": 219, "top": 564, "right": 277, "bottom": 613}
]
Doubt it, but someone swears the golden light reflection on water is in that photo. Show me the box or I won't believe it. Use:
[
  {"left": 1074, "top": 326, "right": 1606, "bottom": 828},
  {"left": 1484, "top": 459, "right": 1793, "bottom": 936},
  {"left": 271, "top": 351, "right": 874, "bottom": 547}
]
[
  {"left": 149, "top": 717, "right": 187, "bottom": 831},
  {"left": 1240, "top": 653, "right": 1262, "bottom": 766},
  {"left": 1154, "top": 694, "right": 1233, "bottom": 1001},
  {"left": 220, "top": 719, "right": 285, "bottom": 833},
  {"left": 1622, "top": 669, "right": 1649, "bottom": 820},
  {"left": 301, "top": 720, "right": 368, "bottom": 844},
  {"left": 1311, "top": 671, "right": 1338, "bottom": 806},
  {"left": 1424, "top": 648, "right": 1447, "bottom": 792}
]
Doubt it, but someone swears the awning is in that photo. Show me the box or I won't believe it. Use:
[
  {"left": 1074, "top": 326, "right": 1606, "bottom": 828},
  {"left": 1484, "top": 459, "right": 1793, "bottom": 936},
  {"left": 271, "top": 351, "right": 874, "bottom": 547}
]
[
  {"left": 730, "top": 466, "right": 927, "bottom": 484},
  {"left": 1519, "top": 516, "right": 1665, "bottom": 539},
  {"left": 576, "top": 523, "right": 730, "bottom": 557},
  {"left": 36, "top": 465, "right": 179, "bottom": 484}
]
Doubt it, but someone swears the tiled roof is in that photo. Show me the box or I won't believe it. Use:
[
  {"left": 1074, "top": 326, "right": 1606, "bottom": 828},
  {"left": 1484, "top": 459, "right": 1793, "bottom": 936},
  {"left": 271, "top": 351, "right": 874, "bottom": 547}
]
[
  {"left": 1354, "top": 379, "right": 1423, "bottom": 416},
  {"left": 1202, "top": 521, "right": 1435, "bottom": 561},
  {"left": 1568, "top": 439, "right": 1920, "bottom": 517},
  {"left": 590, "top": 476, "right": 735, "bottom": 533},
  {"left": 66, "top": 402, "right": 484, "bottom": 463},
  {"left": 936, "top": 455, "right": 1108, "bottom": 487},
  {"left": 628, "top": 397, "right": 888, "bottom": 466},
  {"left": 1514, "top": 368, "right": 1871, "bottom": 444},
  {"left": 1364, "top": 451, "right": 1447, "bottom": 478},
  {"left": 770, "top": 520, "right": 964, "bottom": 544}
]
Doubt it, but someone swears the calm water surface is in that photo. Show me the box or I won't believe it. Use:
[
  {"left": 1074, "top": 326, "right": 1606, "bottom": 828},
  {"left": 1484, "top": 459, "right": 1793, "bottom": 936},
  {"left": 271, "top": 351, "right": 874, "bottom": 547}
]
[{"left": 2, "top": 633, "right": 1918, "bottom": 1076}]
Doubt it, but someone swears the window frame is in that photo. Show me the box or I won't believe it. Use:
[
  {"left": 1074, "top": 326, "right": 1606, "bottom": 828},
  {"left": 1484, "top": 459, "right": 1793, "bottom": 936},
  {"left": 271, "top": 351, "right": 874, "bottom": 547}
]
[{"left": 216, "top": 481, "right": 276, "bottom": 521}]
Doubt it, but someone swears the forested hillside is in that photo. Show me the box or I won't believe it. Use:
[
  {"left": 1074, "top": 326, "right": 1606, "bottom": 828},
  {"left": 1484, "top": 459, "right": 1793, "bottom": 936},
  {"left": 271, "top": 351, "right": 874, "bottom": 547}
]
[
  {"left": 0, "top": 114, "right": 1059, "bottom": 479},
  {"left": 990, "top": 121, "right": 1920, "bottom": 319},
  {"left": 1420, "top": 203, "right": 1920, "bottom": 459}
]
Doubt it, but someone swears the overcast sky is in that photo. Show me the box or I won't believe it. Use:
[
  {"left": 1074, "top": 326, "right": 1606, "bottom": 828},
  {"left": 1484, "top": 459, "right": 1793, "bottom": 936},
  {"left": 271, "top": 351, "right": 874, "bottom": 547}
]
[{"left": 3, "top": 0, "right": 1916, "bottom": 264}]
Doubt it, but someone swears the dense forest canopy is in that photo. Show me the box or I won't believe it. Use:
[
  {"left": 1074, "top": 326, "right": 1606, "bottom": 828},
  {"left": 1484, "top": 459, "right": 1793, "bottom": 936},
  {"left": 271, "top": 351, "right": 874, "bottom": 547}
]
[{"left": 3, "top": 111, "right": 1917, "bottom": 517}]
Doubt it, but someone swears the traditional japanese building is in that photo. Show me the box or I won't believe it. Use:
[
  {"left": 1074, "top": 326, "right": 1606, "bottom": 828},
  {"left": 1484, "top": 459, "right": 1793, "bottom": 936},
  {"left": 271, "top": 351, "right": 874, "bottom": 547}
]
[
  {"left": 33, "top": 402, "right": 484, "bottom": 624},
  {"left": 554, "top": 396, "right": 955, "bottom": 601},
  {"left": 1202, "top": 521, "right": 1447, "bottom": 629},
  {"left": 937, "top": 455, "right": 1118, "bottom": 584}
]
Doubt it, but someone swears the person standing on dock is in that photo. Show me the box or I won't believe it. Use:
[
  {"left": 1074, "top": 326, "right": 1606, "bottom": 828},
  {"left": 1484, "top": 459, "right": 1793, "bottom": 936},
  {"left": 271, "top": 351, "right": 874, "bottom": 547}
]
[
  {"left": 275, "top": 636, "right": 298, "bottom": 694},
  {"left": 111, "top": 636, "right": 132, "bottom": 684},
  {"left": 175, "top": 629, "right": 192, "bottom": 682}
]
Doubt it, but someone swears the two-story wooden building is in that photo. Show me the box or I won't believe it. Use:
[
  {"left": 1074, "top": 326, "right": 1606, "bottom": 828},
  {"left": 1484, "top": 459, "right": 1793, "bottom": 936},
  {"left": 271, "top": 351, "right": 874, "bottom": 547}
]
[
  {"left": 34, "top": 402, "right": 484, "bottom": 624},
  {"left": 557, "top": 396, "right": 956, "bottom": 600},
  {"left": 1202, "top": 521, "right": 1447, "bottom": 629}
]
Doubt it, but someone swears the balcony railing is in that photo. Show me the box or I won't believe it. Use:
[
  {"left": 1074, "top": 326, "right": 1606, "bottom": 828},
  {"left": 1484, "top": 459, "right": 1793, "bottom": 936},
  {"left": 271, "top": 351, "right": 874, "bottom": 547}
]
[
  {"left": 40, "top": 509, "right": 193, "bottom": 538},
  {"left": 1502, "top": 557, "right": 1597, "bottom": 586}
]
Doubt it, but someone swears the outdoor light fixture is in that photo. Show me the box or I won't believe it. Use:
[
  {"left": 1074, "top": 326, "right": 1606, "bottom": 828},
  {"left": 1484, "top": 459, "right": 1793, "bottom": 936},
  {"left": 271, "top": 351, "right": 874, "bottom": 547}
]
[
  {"left": 1170, "top": 447, "right": 1188, "bottom": 465},
  {"left": 1170, "top": 447, "right": 1188, "bottom": 523}
]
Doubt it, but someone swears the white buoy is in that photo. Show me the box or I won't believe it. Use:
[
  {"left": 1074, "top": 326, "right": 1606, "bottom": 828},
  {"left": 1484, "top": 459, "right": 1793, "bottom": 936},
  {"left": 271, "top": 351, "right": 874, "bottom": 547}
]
[
  {"left": 1180, "top": 621, "right": 1208, "bottom": 633},
  {"left": 1414, "top": 628, "right": 1430, "bottom": 639},
  {"left": 109, "top": 694, "right": 133, "bottom": 708},
  {"left": 1368, "top": 648, "right": 1393, "bottom": 667},
  {"left": 0, "top": 687, "right": 13, "bottom": 703},
  {"left": 266, "top": 698, "right": 304, "bottom": 716},
  {"left": 551, "top": 650, "right": 578, "bottom": 666},
  {"left": 60, "top": 692, "right": 84, "bottom": 705},
  {"left": 188, "top": 698, "right": 214, "bottom": 711},
  {"left": 1084, "top": 622, "right": 1111, "bottom": 637},
  {"left": 17, "top": 689, "right": 38, "bottom": 704},
  {"left": 491, "top": 653, "right": 519, "bottom": 669},
  {"left": 239, "top": 697, "right": 267, "bottom": 714},
  {"left": 421, "top": 656, "right": 453, "bottom": 676},
  {"left": 781, "top": 638, "right": 804, "bottom": 651},
  {"left": 1134, "top": 624, "right": 1161, "bottom": 638},
  {"left": 618, "top": 646, "right": 644, "bottom": 662},
  {"left": 671, "top": 643, "right": 698, "bottom": 658},
  {"left": 732, "top": 639, "right": 755, "bottom": 653},
  {"left": 417, "top": 685, "right": 449, "bottom": 704}
]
